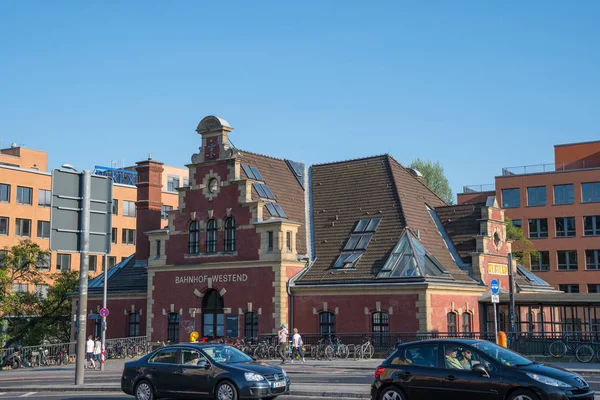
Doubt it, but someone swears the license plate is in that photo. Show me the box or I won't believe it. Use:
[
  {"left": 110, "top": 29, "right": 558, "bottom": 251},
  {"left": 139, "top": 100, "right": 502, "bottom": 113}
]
[{"left": 273, "top": 381, "right": 286, "bottom": 388}]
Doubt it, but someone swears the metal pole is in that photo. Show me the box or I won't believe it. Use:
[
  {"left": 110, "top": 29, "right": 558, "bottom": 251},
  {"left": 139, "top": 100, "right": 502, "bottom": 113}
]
[
  {"left": 75, "top": 170, "right": 91, "bottom": 385},
  {"left": 508, "top": 253, "right": 516, "bottom": 349},
  {"left": 493, "top": 302, "right": 499, "bottom": 344},
  {"left": 100, "top": 253, "right": 108, "bottom": 372}
]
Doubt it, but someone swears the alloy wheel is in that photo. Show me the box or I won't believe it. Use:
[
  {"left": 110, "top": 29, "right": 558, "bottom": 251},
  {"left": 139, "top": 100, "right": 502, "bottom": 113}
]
[
  {"left": 382, "top": 390, "right": 403, "bottom": 400},
  {"left": 135, "top": 382, "right": 152, "bottom": 400},
  {"left": 217, "top": 383, "right": 235, "bottom": 400},
  {"left": 513, "top": 396, "right": 533, "bottom": 400}
]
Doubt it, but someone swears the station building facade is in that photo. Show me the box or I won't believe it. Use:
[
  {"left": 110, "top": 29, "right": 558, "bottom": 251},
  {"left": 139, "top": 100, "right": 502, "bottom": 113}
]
[{"left": 77, "top": 116, "right": 563, "bottom": 342}]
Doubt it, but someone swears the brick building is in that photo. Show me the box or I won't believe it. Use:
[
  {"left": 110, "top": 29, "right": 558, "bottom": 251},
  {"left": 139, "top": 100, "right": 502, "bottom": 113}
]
[{"left": 78, "top": 116, "right": 580, "bottom": 342}]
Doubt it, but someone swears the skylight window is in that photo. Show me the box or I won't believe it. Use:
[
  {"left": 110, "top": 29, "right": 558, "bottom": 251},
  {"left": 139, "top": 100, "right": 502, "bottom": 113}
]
[
  {"left": 332, "top": 252, "right": 363, "bottom": 269},
  {"left": 265, "top": 202, "right": 288, "bottom": 219},
  {"left": 253, "top": 183, "right": 276, "bottom": 200},
  {"left": 354, "top": 218, "right": 381, "bottom": 233},
  {"left": 242, "top": 164, "right": 264, "bottom": 181},
  {"left": 285, "top": 159, "right": 306, "bottom": 190},
  {"left": 330, "top": 217, "right": 382, "bottom": 270},
  {"left": 344, "top": 233, "right": 373, "bottom": 251}
]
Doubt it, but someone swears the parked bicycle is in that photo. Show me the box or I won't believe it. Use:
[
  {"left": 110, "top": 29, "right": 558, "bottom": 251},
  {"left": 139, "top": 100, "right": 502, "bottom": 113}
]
[
  {"left": 548, "top": 335, "right": 595, "bottom": 363},
  {"left": 386, "top": 337, "right": 403, "bottom": 358},
  {"left": 353, "top": 336, "right": 374, "bottom": 360}
]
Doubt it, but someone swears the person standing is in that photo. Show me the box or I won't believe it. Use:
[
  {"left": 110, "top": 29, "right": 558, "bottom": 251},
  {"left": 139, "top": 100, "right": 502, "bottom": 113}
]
[
  {"left": 86, "top": 335, "right": 96, "bottom": 369},
  {"left": 277, "top": 324, "right": 289, "bottom": 365},
  {"left": 291, "top": 328, "right": 305, "bottom": 363},
  {"left": 93, "top": 337, "right": 102, "bottom": 370}
]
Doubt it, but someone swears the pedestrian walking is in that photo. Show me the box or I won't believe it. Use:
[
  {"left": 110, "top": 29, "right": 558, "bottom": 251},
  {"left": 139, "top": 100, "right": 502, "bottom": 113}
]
[
  {"left": 291, "top": 328, "right": 305, "bottom": 363},
  {"left": 277, "top": 323, "right": 289, "bottom": 364},
  {"left": 86, "top": 335, "right": 95, "bottom": 369},
  {"left": 93, "top": 336, "right": 102, "bottom": 369}
]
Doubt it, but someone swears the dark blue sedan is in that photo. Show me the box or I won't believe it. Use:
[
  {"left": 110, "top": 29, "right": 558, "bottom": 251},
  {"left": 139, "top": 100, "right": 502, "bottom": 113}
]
[{"left": 121, "top": 343, "right": 290, "bottom": 400}]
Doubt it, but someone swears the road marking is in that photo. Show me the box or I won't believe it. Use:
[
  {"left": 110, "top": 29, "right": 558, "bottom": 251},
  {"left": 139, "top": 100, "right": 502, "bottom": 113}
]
[
  {"left": 19, "top": 393, "right": 37, "bottom": 397},
  {"left": 0, "top": 393, "right": 6, "bottom": 396}
]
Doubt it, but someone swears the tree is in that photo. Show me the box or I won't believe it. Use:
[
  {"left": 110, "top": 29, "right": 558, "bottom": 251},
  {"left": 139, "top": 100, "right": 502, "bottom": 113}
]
[
  {"left": 505, "top": 218, "right": 538, "bottom": 268},
  {"left": 409, "top": 158, "right": 454, "bottom": 204}
]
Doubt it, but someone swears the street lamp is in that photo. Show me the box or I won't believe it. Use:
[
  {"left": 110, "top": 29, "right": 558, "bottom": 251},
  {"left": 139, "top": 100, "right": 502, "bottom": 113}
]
[{"left": 61, "top": 164, "right": 78, "bottom": 172}]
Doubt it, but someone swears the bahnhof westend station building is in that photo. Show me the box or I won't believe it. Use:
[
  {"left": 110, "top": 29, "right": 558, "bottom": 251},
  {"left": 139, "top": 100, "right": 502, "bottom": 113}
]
[{"left": 73, "top": 116, "right": 600, "bottom": 343}]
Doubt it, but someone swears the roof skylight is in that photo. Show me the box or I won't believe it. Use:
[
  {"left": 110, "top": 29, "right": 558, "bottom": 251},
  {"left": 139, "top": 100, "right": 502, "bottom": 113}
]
[
  {"left": 285, "top": 159, "right": 306, "bottom": 189},
  {"left": 241, "top": 163, "right": 264, "bottom": 181},
  {"left": 354, "top": 217, "right": 381, "bottom": 233},
  {"left": 330, "top": 217, "right": 382, "bottom": 270},
  {"left": 332, "top": 252, "right": 363, "bottom": 269},
  {"left": 265, "top": 202, "right": 288, "bottom": 219}
]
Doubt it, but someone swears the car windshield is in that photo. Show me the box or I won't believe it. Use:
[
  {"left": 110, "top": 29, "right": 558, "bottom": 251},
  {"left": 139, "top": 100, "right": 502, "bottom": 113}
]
[
  {"left": 472, "top": 342, "right": 533, "bottom": 366},
  {"left": 202, "top": 346, "right": 253, "bottom": 364}
]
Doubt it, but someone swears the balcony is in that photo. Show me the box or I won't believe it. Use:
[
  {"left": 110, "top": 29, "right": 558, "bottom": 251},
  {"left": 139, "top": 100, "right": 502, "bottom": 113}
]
[
  {"left": 502, "top": 159, "right": 600, "bottom": 176},
  {"left": 93, "top": 165, "right": 138, "bottom": 185},
  {"left": 462, "top": 184, "right": 495, "bottom": 193}
]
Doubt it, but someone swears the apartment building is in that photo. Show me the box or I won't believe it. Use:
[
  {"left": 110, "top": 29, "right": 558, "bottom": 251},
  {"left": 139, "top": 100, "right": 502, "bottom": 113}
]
[
  {"left": 458, "top": 140, "right": 600, "bottom": 293},
  {"left": 0, "top": 144, "right": 186, "bottom": 293}
]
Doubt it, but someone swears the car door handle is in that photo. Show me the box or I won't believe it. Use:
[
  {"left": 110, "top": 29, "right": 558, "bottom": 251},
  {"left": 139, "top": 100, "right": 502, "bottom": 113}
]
[
  {"left": 445, "top": 375, "right": 457, "bottom": 381},
  {"left": 401, "top": 371, "right": 412, "bottom": 377}
]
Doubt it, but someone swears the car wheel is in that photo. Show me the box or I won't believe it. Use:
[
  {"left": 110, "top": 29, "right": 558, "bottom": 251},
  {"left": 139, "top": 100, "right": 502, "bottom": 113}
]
[
  {"left": 135, "top": 380, "right": 155, "bottom": 400},
  {"left": 215, "top": 380, "right": 238, "bottom": 400},
  {"left": 507, "top": 389, "right": 539, "bottom": 400},
  {"left": 380, "top": 386, "right": 405, "bottom": 400}
]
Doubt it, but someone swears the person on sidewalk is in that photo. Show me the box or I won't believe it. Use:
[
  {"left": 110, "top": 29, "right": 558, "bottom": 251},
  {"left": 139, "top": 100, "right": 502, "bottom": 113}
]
[
  {"left": 86, "top": 335, "right": 96, "bottom": 369},
  {"left": 277, "top": 324, "right": 289, "bottom": 364},
  {"left": 291, "top": 328, "right": 305, "bottom": 363},
  {"left": 93, "top": 336, "right": 102, "bottom": 369}
]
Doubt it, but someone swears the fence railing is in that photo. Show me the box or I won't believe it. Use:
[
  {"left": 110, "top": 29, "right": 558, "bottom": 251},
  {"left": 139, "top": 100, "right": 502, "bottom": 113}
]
[
  {"left": 502, "top": 159, "right": 600, "bottom": 176},
  {"left": 462, "top": 184, "right": 496, "bottom": 193}
]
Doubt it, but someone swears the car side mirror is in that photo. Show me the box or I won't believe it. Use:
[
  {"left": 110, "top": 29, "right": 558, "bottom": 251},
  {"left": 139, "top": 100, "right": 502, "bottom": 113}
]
[
  {"left": 471, "top": 364, "right": 490, "bottom": 378},
  {"left": 197, "top": 360, "right": 210, "bottom": 369}
]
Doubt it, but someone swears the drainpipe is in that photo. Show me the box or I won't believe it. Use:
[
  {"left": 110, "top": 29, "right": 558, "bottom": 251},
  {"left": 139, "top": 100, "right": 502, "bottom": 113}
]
[{"left": 287, "top": 258, "right": 316, "bottom": 329}]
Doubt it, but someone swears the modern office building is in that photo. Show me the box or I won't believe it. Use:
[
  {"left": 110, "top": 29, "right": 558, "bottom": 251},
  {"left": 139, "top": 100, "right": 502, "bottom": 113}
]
[
  {"left": 458, "top": 140, "right": 600, "bottom": 293},
  {"left": 0, "top": 144, "right": 187, "bottom": 294}
]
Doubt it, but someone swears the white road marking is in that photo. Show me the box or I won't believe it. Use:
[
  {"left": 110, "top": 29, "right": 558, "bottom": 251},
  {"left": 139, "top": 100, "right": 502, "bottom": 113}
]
[
  {"left": 0, "top": 393, "right": 6, "bottom": 396},
  {"left": 19, "top": 393, "right": 37, "bottom": 397}
]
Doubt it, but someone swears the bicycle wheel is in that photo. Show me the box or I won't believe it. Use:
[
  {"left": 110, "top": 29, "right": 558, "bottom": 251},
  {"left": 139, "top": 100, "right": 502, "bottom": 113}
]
[
  {"left": 342, "top": 344, "right": 350, "bottom": 359},
  {"left": 324, "top": 346, "right": 333, "bottom": 361},
  {"left": 353, "top": 346, "right": 363, "bottom": 360},
  {"left": 367, "top": 344, "right": 375, "bottom": 359},
  {"left": 549, "top": 341, "right": 567, "bottom": 358},
  {"left": 310, "top": 345, "right": 317, "bottom": 360},
  {"left": 575, "top": 345, "right": 594, "bottom": 363}
]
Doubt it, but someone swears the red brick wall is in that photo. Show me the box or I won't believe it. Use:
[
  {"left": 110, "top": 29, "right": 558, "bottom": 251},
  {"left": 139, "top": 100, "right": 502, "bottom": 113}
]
[
  {"left": 555, "top": 141, "right": 600, "bottom": 170},
  {"left": 83, "top": 297, "right": 147, "bottom": 339},
  {"left": 429, "top": 293, "right": 482, "bottom": 332}
]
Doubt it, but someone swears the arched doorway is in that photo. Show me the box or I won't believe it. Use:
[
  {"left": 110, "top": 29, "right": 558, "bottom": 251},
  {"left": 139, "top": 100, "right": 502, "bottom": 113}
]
[{"left": 202, "top": 289, "right": 224, "bottom": 338}]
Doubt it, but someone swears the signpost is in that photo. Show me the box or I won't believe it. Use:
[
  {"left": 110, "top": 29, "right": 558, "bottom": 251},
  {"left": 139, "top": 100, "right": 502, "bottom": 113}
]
[
  {"left": 490, "top": 279, "right": 500, "bottom": 343},
  {"left": 50, "top": 168, "right": 113, "bottom": 384}
]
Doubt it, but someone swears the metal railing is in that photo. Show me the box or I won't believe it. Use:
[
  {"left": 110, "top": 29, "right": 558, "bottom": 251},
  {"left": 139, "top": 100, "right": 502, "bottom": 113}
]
[
  {"left": 502, "top": 159, "right": 600, "bottom": 176},
  {"left": 461, "top": 184, "right": 496, "bottom": 193}
]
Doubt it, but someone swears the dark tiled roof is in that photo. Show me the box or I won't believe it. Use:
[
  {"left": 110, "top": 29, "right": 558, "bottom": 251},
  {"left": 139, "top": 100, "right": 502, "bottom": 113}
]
[
  {"left": 87, "top": 255, "right": 147, "bottom": 294},
  {"left": 238, "top": 151, "right": 307, "bottom": 256},
  {"left": 434, "top": 204, "right": 482, "bottom": 264}
]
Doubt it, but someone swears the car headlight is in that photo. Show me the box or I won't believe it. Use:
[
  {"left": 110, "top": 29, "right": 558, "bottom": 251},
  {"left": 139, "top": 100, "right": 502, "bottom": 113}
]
[
  {"left": 526, "top": 373, "right": 571, "bottom": 388},
  {"left": 244, "top": 372, "right": 265, "bottom": 382},
  {"left": 281, "top": 368, "right": 287, "bottom": 377}
]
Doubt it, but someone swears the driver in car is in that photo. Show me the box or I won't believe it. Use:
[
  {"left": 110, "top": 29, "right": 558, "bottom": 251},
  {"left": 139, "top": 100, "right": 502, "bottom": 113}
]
[{"left": 459, "top": 349, "right": 480, "bottom": 369}]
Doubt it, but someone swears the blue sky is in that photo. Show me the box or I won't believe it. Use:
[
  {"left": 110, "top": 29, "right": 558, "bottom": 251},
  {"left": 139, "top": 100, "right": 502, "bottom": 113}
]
[{"left": 1, "top": 1, "right": 598, "bottom": 199}]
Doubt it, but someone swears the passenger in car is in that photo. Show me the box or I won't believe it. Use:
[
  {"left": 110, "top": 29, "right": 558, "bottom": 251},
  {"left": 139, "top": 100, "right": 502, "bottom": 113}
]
[{"left": 445, "top": 347, "right": 464, "bottom": 369}]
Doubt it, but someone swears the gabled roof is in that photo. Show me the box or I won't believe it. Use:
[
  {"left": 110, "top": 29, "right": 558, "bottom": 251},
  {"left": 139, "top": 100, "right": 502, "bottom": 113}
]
[
  {"left": 87, "top": 255, "right": 147, "bottom": 294},
  {"left": 434, "top": 204, "right": 481, "bottom": 264},
  {"left": 238, "top": 150, "right": 307, "bottom": 256}
]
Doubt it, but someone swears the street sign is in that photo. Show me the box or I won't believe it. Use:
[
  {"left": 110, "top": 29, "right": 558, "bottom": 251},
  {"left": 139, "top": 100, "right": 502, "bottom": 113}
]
[
  {"left": 490, "top": 279, "right": 500, "bottom": 295},
  {"left": 88, "top": 313, "right": 100, "bottom": 320},
  {"left": 99, "top": 308, "right": 110, "bottom": 318},
  {"left": 50, "top": 169, "right": 113, "bottom": 254},
  {"left": 491, "top": 294, "right": 500, "bottom": 303}
]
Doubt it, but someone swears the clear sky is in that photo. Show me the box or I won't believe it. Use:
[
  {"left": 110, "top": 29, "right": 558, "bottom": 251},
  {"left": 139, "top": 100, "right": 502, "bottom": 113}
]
[{"left": 1, "top": 1, "right": 598, "bottom": 199}]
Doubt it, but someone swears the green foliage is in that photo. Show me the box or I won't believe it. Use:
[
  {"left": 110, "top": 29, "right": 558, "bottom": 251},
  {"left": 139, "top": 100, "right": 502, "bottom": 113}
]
[
  {"left": 505, "top": 218, "right": 538, "bottom": 267},
  {"left": 409, "top": 158, "right": 454, "bottom": 204}
]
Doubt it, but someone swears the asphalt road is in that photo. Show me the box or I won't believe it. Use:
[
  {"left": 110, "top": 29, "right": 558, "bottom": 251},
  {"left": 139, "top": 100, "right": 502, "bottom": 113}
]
[{"left": 0, "top": 394, "right": 353, "bottom": 400}]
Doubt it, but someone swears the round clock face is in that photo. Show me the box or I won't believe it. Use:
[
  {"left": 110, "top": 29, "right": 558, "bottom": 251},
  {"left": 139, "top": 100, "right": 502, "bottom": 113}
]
[{"left": 208, "top": 178, "right": 218, "bottom": 193}]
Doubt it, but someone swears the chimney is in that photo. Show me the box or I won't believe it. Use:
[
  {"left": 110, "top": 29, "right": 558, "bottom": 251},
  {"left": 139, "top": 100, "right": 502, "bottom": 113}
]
[{"left": 135, "top": 159, "right": 164, "bottom": 264}]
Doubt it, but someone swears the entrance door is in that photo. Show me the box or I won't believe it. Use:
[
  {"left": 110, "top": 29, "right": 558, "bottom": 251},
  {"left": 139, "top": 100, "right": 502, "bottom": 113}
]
[{"left": 202, "top": 289, "right": 224, "bottom": 339}]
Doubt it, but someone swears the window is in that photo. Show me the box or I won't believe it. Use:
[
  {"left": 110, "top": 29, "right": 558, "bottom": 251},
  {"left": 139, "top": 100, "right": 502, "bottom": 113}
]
[
  {"left": 332, "top": 252, "right": 362, "bottom": 269},
  {"left": 462, "top": 313, "right": 472, "bottom": 333},
  {"left": 512, "top": 219, "right": 521, "bottom": 228},
  {"left": 582, "top": 182, "right": 600, "bottom": 203},
  {"left": 156, "top": 240, "right": 161, "bottom": 258},
  {"left": 56, "top": 254, "right": 71, "bottom": 271},
  {"left": 392, "top": 344, "right": 439, "bottom": 368},
  {"left": 111, "top": 228, "right": 117, "bottom": 244},
  {"left": 528, "top": 218, "right": 548, "bottom": 238},
  {"left": 161, "top": 205, "right": 173, "bottom": 220},
  {"left": 527, "top": 186, "right": 547, "bottom": 206},
  {"left": 354, "top": 218, "right": 382, "bottom": 233},
  {"left": 253, "top": 183, "right": 276, "bottom": 200},
  {"left": 38, "top": 189, "right": 51, "bottom": 207},
  {"left": 88, "top": 255, "right": 97, "bottom": 272},
  {"left": 167, "top": 313, "right": 180, "bottom": 343},
  {"left": 241, "top": 164, "right": 264, "bottom": 181},
  {"left": 34, "top": 284, "right": 49, "bottom": 299},
  {"left": 559, "top": 284, "right": 579, "bottom": 293},
  {"left": 584, "top": 216, "right": 600, "bottom": 236},
  {"left": 189, "top": 221, "right": 199, "bottom": 254},
  {"left": 183, "top": 177, "right": 189, "bottom": 187},
  {"left": 0, "top": 217, "right": 8, "bottom": 235},
  {"left": 286, "top": 231, "right": 292, "bottom": 252},
  {"left": 206, "top": 219, "right": 217, "bottom": 253},
  {"left": 530, "top": 251, "right": 549, "bottom": 271},
  {"left": 112, "top": 199, "right": 118, "bottom": 215},
  {"left": 265, "top": 202, "right": 288, "bottom": 218},
  {"left": 167, "top": 176, "right": 180, "bottom": 192},
  {"left": 128, "top": 312, "right": 140, "bottom": 337},
  {"left": 245, "top": 312, "right": 259, "bottom": 340},
  {"left": 267, "top": 231, "right": 274, "bottom": 251},
  {"left": 501, "top": 188, "right": 520, "bottom": 208},
  {"left": 588, "top": 284, "right": 600, "bottom": 293},
  {"left": 447, "top": 312, "right": 457, "bottom": 333},
  {"left": 16, "top": 186, "right": 32, "bottom": 205},
  {"left": 122, "top": 229, "right": 135, "bottom": 245},
  {"left": 555, "top": 217, "right": 576, "bottom": 237},
  {"left": 372, "top": 312, "right": 389, "bottom": 348},
  {"left": 36, "top": 254, "right": 50, "bottom": 271},
  {"left": 149, "top": 348, "right": 178, "bottom": 364},
  {"left": 15, "top": 218, "right": 31, "bottom": 237},
  {"left": 123, "top": 200, "right": 136, "bottom": 217},
  {"left": 319, "top": 312, "right": 335, "bottom": 337},
  {"left": 224, "top": 217, "right": 236, "bottom": 252},
  {"left": 554, "top": 184, "right": 574, "bottom": 205},
  {"left": 586, "top": 250, "right": 600, "bottom": 270},
  {"left": 103, "top": 256, "right": 117, "bottom": 268},
  {"left": 0, "top": 250, "right": 7, "bottom": 267},
  {"left": 37, "top": 221, "right": 50, "bottom": 239},
  {"left": 12, "top": 284, "right": 28, "bottom": 293},
  {"left": 558, "top": 250, "right": 578, "bottom": 271},
  {"left": 0, "top": 184, "right": 9, "bottom": 203}
]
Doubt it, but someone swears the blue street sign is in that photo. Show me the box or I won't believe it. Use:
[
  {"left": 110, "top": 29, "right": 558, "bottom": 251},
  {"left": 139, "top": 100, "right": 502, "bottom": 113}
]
[{"left": 490, "top": 279, "right": 500, "bottom": 295}]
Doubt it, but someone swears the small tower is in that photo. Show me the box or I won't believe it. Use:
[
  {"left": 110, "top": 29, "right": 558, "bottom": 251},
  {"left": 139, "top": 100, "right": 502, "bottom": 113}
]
[{"left": 192, "top": 116, "right": 234, "bottom": 164}]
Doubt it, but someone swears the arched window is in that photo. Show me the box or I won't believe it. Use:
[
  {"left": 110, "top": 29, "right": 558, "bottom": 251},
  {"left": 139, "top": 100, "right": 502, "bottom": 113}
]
[
  {"left": 128, "top": 312, "right": 140, "bottom": 337},
  {"left": 202, "top": 289, "right": 224, "bottom": 338},
  {"left": 319, "top": 312, "right": 335, "bottom": 337},
  {"left": 447, "top": 312, "right": 457, "bottom": 334},
  {"left": 462, "top": 312, "right": 472, "bottom": 333},
  {"left": 244, "top": 312, "right": 258, "bottom": 340},
  {"left": 206, "top": 219, "right": 217, "bottom": 253},
  {"left": 372, "top": 312, "right": 389, "bottom": 349},
  {"left": 167, "top": 313, "right": 180, "bottom": 343},
  {"left": 224, "top": 217, "right": 236, "bottom": 252},
  {"left": 189, "top": 221, "right": 199, "bottom": 254}
]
